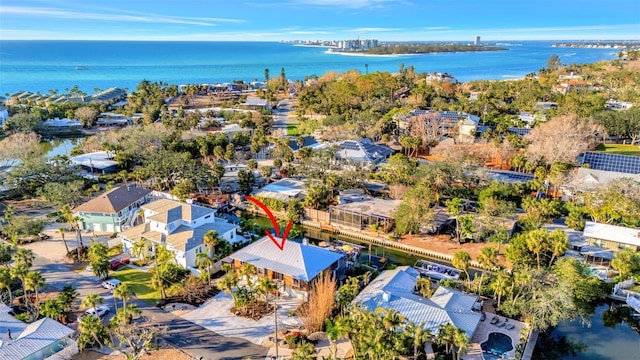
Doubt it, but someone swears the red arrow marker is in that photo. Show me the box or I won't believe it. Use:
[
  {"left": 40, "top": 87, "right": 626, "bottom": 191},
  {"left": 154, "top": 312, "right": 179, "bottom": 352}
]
[{"left": 246, "top": 196, "right": 293, "bottom": 251}]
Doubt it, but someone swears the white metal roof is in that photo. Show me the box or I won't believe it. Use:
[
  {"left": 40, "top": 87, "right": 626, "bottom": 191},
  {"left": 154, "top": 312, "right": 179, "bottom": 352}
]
[
  {"left": 230, "top": 237, "right": 344, "bottom": 281},
  {"left": 0, "top": 317, "right": 73, "bottom": 360},
  {"left": 583, "top": 221, "right": 640, "bottom": 247},
  {"left": 353, "top": 266, "right": 481, "bottom": 338}
]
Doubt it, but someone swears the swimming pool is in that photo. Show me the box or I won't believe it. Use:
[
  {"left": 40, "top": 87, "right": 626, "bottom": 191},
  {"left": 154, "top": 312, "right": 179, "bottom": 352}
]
[{"left": 481, "top": 332, "right": 513, "bottom": 360}]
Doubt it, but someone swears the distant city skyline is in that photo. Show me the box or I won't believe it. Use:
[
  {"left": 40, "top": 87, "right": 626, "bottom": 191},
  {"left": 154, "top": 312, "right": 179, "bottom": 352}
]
[{"left": 1, "top": 0, "right": 639, "bottom": 41}]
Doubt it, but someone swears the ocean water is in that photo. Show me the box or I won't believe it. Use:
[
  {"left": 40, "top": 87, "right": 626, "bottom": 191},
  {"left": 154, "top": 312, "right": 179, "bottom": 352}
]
[{"left": 0, "top": 40, "right": 618, "bottom": 95}]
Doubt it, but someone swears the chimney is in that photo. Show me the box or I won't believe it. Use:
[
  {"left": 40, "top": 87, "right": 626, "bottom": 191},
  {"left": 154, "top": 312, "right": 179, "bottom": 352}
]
[
  {"left": 302, "top": 237, "right": 309, "bottom": 246},
  {"left": 382, "top": 291, "right": 390, "bottom": 303}
]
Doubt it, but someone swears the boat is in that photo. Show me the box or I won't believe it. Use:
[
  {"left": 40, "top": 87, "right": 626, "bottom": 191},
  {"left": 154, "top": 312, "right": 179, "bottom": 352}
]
[
  {"left": 627, "top": 294, "right": 640, "bottom": 314},
  {"left": 76, "top": 65, "right": 88, "bottom": 70},
  {"left": 413, "top": 259, "right": 461, "bottom": 281}
]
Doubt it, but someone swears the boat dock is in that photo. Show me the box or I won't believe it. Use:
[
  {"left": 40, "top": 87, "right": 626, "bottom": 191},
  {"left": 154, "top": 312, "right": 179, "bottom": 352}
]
[{"left": 413, "top": 259, "right": 461, "bottom": 281}]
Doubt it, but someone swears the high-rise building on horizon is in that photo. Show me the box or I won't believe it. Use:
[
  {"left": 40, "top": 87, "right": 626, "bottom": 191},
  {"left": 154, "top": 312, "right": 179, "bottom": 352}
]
[{"left": 474, "top": 36, "right": 481, "bottom": 45}]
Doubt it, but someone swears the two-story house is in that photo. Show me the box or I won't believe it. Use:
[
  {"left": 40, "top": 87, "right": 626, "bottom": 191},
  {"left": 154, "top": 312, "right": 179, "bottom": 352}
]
[
  {"left": 119, "top": 199, "right": 239, "bottom": 269},
  {"left": 73, "top": 186, "right": 153, "bottom": 233}
]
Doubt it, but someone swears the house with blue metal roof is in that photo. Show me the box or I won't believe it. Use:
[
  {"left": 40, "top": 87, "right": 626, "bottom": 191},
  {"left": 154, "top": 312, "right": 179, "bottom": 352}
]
[{"left": 229, "top": 237, "right": 345, "bottom": 300}]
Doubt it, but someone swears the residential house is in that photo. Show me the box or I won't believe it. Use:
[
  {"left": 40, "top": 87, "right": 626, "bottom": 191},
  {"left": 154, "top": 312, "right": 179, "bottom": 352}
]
[
  {"left": 332, "top": 139, "right": 394, "bottom": 167},
  {"left": 74, "top": 186, "right": 153, "bottom": 233},
  {"left": 42, "top": 118, "right": 83, "bottom": 130},
  {"left": 252, "top": 178, "right": 306, "bottom": 204},
  {"left": 605, "top": 100, "right": 633, "bottom": 110},
  {"left": 0, "top": 106, "right": 8, "bottom": 128},
  {"left": 220, "top": 123, "right": 254, "bottom": 142},
  {"left": 583, "top": 221, "right": 640, "bottom": 252},
  {"left": 0, "top": 304, "right": 76, "bottom": 360},
  {"left": 70, "top": 151, "right": 120, "bottom": 176},
  {"left": 330, "top": 190, "right": 401, "bottom": 232},
  {"left": 228, "top": 237, "right": 345, "bottom": 300},
  {"left": 353, "top": 266, "right": 482, "bottom": 338},
  {"left": 240, "top": 97, "right": 271, "bottom": 110},
  {"left": 119, "top": 199, "right": 239, "bottom": 270},
  {"left": 288, "top": 135, "right": 320, "bottom": 152},
  {"left": 562, "top": 167, "right": 640, "bottom": 198},
  {"left": 402, "top": 110, "right": 481, "bottom": 142},
  {"left": 577, "top": 152, "right": 640, "bottom": 175}
]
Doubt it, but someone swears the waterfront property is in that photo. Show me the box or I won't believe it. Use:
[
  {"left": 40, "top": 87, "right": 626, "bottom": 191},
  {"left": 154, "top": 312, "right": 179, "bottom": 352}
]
[
  {"left": 228, "top": 237, "right": 345, "bottom": 300},
  {"left": 0, "top": 304, "right": 76, "bottom": 360},
  {"left": 119, "top": 198, "right": 239, "bottom": 270},
  {"left": 74, "top": 186, "right": 153, "bottom": 233},
  {"left": 353, "top": 266, "right": 482, "bottom": 338},
  {"left": 582, "top": 221, "right": 640, "bottom": 252},
  {"left": 251, "top": 178, "right": 306, "bottom": 203},
  {"left": 329, "top": 191, "right": 401, "bottom": 232},
  {"left": 70, "top": 151, "right": 120, "bottom": 177}
]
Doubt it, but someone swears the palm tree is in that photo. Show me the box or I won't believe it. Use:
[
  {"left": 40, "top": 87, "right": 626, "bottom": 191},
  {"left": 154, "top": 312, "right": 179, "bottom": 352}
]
[
  {"left": 0, "top": 268, "right": 14, "bottom": 305},
  {"left": 415, "top": 277, "right": 434, "bottom": 298},
  {"left": 436, "top": 323, "right": 457, "bottom": 356},
  {"left": 526, "top": 229, "right": 548, "bottom": 269},
  {"left": 255, "top": 276, "right": 276, "bottom": 302},
  {"left": 217, "top": 271, "right": 238, "bottom": 296},
  {"left": 61, "top": 204, "right": 84, "bottom": 259},
  {"left": 24, "top": 271, "right": 45, "bottom": 304},
  {"left": 40, "top": 299, "right": 65, "bottom": 321},
  {"left": 453, "top": 327, "right": 469, "bottom": 360},
  {"left": 477, "top": 246, "right": 498, "bottom": 295},
  {"left": 10, "top": 263, "right": 28, "bottom": 305},
  {"left": 203, "top": 230, "right": 220, "bottom": 258},
  {"left": 239, "top": 263, "right": 257, "bottom": 289},
  {"left": 81, "top": 293, "right": 104, "bottom": 316},
  {"left": 548, "top": 229, "right": 568, "bottom": 265},
  {"left": 13, "top": 248, "right": 34, "bottom": 268},
  {"left": 113, "top": 283, "right": 133, "bottom": 313},
  {"left": 57, "top": 227, "right": 70, "bottom": 255},
  {"left": 135, "top": 208, "right": 145, "bottom": 226},
  {"left": 491, "top": 270, "right": 511, "bottom": 307},
  {"left": 452, "top": 250, "right": 471, "bottom": 287},
  {"left": 0, "top": 243, "right": 11, "bottom": 267},
  {"left": 196, "top": 252, "right": 215, "bottom": 286},
  {"left": 131, "top": 238, "right": 148, "bottom": 260},
  {"left": 406, "top": 321, "right": 431, "bottom": 360}
]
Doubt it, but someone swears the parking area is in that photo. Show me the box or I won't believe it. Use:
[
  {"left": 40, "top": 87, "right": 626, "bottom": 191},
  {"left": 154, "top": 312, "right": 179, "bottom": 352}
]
[{"left": 181, "top": 292, "right": 303, "bottom": 345}]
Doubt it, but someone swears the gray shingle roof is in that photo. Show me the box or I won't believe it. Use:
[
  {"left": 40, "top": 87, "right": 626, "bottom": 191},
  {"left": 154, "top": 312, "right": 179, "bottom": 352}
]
[
  {"left": 73, "top": 186, "right": 151, "bottom": 214},
  {"left": 230, "top": 237, "right": 344, "bottom": 281}
]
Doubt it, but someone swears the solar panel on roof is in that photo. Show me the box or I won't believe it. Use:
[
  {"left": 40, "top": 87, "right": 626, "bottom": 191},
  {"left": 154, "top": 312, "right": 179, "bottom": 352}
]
[
  {"left": 507, "top": 128, "right": 531, "bottom": 136},
  {"left": 580, "top": 152, "right": 640, "bottom": 175}
]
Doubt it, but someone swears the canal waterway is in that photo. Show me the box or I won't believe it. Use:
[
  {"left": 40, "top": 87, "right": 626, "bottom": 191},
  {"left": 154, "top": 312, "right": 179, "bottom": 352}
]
[{"left": 540, "top": 301, "right": 640, "bottom": 359}]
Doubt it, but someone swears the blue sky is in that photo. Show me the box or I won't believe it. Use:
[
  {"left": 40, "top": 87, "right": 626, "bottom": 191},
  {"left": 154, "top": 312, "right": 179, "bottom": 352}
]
[{"left": 1, "top": 0, "right": 639, "bottom": 41}]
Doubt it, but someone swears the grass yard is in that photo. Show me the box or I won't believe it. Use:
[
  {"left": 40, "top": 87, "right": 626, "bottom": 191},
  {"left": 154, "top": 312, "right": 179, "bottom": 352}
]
[
  {"left": 596, "top": 143, "right": 640, "bottom": 156},
  {"left": 286, "top": 124, "right": 300, "bottom": 136},
  {"left": 111, "top": 267, "right": 161, "bottom": 305}
]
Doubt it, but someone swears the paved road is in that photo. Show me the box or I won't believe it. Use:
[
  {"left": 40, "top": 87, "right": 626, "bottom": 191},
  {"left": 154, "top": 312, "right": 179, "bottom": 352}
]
[
  {"left": 272, "top": 98, "right": 297, "bottom": 132},
  {"left": 33, "top": 256, "right": 268, "bottom": 360}
]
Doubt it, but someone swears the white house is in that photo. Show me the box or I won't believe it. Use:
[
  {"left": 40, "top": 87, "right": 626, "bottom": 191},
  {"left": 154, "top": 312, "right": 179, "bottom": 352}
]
[
  {"left": 0, "top": 106, "right": 8, "bottom": 128},
  {"left": 119, "top": 199, "right": 239, "bottom": 269},
  {"left": 353, "top": 266, "right": 482, "bottom": 338},
  {"left": 0, "top": 304, "right": 76, "bottom": 360},
  {"left": 583, "top": 221, "right": 640, "bottom": 252}
]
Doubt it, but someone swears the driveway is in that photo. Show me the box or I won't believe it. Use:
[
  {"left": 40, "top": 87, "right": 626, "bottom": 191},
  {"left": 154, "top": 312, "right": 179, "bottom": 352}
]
[
  {"left": 182, "top": 292, "right": 303, "bottom": 345},
  {"left": 23, "top": 232, "right": 269, "bottom": 360}
]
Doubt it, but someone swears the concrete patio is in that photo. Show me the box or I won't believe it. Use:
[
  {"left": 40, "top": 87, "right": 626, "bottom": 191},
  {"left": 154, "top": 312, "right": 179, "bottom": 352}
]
[
  {"left": 180, "top": 292, "right": 303, "bottom": 345},
  {"left": 463, "top": 313, "right": 526, "bottom": 360}
]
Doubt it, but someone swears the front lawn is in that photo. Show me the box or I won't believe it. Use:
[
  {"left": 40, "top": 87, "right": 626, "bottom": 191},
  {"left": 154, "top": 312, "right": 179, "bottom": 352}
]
[
  {"left": 596, "top": 143, "right": 640, "bottom": 156},
  {"left": 287, "top": 124, "right": 300, "bottom": 136},
  {"left": 111, "top": 267, "right": 161, "bottom": 305}
]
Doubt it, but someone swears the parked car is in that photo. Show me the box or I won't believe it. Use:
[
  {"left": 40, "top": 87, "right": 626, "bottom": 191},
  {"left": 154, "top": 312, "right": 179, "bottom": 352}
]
[
  {"left": 78, "top": 305, "right": 110, "bottom": 321},
  {"left": 109, "top": 257, "right": 130, "bottom": 271},
  {"left": 101, "top": 279, "right": 122, "bottom": 290}
]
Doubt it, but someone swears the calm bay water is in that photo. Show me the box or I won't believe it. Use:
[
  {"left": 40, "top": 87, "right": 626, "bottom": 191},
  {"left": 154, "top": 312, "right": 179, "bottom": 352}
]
[{"left": 0, "top": 40, "right": 618, "bottom": 95}]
